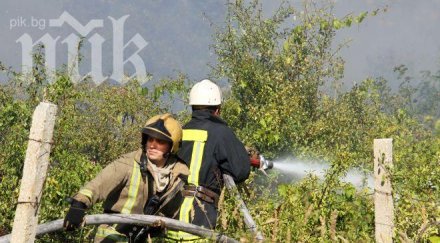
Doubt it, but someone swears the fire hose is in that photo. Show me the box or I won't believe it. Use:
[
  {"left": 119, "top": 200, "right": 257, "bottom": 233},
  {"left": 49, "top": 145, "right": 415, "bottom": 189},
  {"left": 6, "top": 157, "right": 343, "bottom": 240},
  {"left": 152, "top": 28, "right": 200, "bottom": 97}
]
[
  {"left": 0, "top": 214, "right": 238, "bottom": 243},
  {"left": 223, "top": 174, "right": 264, "bottom": 241},
  {"left": 0, "top": 177, "right": 264, "bottom": 243},
  {"left": 0, "top": 154, "right": 271, "bottom": 242},
  {"left": 0, "top": 178, "right": 265, "bottom": 243}
]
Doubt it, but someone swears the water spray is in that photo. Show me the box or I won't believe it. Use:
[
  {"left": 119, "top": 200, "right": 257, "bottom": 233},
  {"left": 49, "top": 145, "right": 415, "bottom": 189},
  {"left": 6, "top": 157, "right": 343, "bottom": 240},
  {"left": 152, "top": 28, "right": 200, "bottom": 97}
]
[
  {"left": 251, "top": 155, "right": 373, "bottom": 189},
  {"left": 271, "top": 157, "right": 374, "bottom": 189}
]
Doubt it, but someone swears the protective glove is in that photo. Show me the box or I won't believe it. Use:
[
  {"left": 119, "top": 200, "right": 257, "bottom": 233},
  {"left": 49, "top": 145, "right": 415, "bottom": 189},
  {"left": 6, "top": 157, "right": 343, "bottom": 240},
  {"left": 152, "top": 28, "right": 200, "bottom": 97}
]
[
  {"left": 245, "top": 146, "right": 260, "bottom": 160},
  {"left": 246, "top": 146, "right": 263, "bottom": 168},
  {"left": 63, "top": 199, "right": 87, "bottom": 231}
]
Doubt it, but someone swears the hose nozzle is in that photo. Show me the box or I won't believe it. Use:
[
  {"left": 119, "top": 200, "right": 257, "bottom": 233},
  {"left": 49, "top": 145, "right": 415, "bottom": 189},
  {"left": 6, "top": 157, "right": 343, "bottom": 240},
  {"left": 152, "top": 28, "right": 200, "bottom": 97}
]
[{"left": 259, "top": 155, "right": 273, "bottom": 171}]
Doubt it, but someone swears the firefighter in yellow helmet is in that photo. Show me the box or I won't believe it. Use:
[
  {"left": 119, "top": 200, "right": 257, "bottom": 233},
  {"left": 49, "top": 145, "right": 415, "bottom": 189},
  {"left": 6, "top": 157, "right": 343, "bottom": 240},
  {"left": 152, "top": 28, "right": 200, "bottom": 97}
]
[{"left": 63, "top": 113, "right": 188, "bottom": 242}]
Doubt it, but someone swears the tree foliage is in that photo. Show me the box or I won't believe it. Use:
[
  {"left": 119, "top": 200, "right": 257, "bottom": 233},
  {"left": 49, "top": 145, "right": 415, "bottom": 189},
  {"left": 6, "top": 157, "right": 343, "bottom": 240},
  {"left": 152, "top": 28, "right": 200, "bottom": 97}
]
[
  {"left": 0, "top": 69, "right": 188, "bottom": 240},
  {"left": 0, "top": 0, "right": 439, "bottom": 242},
  {"left": 214, "top": 0, "right": 439, "bottom": 241}
]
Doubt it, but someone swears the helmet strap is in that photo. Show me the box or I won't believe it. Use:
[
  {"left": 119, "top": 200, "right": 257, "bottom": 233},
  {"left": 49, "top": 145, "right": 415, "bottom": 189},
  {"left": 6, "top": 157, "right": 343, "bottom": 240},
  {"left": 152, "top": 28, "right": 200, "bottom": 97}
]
[
  {"left": 140, "top": 149, "right": 148, "bottom": 176},
  {"left": 214, "top": 107, "right": 221, "bottom": 116},
  {"left": 161, "top": 151, "right": 172, "bottom": 167}
]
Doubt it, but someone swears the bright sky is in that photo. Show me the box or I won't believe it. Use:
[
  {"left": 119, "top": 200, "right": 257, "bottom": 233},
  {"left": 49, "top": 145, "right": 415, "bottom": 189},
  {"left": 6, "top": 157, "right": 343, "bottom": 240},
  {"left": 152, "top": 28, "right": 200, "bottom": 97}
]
[{"left": 1, "top": 1, "right": 439, "bottom": 87}]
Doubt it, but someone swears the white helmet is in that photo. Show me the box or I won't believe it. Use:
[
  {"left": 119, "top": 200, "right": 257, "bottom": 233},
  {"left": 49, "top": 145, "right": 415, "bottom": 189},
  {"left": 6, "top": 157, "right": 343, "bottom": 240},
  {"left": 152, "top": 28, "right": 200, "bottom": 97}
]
[{"left": 189, "top": 79, "right": 222, "bottom": 106}]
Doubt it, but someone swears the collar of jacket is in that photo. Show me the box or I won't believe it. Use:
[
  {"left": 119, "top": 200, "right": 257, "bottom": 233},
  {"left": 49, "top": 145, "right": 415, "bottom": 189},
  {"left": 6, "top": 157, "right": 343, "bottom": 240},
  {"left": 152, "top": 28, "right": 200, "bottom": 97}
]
[
  {"left": 134, "top": 149, "right": 143, "bottom": 164},
  {"left": 192, "top": 109, "right": 228, "bottom": 125}
]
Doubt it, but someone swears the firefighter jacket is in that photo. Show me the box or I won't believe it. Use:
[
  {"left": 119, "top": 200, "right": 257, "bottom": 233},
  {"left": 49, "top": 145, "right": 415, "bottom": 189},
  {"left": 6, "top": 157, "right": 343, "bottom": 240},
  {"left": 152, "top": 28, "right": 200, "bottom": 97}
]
[
  {"left": 168, "top": 109, "right": 250, "bottom": 241},
  {"left": 73, "top": 149, "right": 188, "bottom": 242}
]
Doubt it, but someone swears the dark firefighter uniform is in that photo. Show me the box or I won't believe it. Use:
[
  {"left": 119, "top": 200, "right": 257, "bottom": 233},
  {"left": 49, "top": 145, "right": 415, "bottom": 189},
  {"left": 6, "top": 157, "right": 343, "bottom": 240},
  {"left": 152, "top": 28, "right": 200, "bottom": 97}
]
[{"left": 167, "top": 109, "right": 250, "bottom": 241}]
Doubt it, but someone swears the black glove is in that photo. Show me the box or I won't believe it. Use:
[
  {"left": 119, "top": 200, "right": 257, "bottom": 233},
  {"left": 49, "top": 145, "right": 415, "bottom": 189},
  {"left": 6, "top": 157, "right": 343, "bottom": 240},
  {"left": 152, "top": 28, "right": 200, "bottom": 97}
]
[{"left": 63, "top": 199, "right": 87, "bottom": 231}]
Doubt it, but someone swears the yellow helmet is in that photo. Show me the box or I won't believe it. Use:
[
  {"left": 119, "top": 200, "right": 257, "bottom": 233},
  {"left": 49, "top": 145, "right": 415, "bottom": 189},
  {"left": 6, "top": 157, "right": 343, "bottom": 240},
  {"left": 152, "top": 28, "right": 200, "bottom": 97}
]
[{"left": 141, "top": 113, "right": 182, "bottom": 154}]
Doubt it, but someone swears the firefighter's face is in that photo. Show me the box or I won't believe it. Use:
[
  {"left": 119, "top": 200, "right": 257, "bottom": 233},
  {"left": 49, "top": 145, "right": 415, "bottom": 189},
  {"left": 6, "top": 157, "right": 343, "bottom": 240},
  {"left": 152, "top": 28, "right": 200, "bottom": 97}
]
[{"left": 146, "top": 137, "right": 171, "bottom": 165}]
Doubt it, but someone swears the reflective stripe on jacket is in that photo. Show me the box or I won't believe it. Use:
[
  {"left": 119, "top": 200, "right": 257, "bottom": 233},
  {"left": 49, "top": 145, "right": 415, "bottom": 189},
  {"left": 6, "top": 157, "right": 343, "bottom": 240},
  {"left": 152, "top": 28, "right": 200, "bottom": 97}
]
[
  {"left": 74, "top": 150, "right": 148, "bottom": 214},
  {"left": 73, "top": 149, "right": 188, "bottom": 241},
  {"left": 168, "top": 110, "right": 250, "bottom": 241}
]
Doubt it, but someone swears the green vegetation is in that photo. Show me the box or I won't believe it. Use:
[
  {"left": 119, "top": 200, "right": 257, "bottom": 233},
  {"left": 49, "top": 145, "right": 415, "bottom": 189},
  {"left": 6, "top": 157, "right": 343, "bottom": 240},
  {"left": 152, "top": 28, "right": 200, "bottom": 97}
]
[
  {"left": 0, "top": 0, "right": 439, "bottom": 242},
  {"left": 0, "top": 70, "right": 188, "bottom": 241}
]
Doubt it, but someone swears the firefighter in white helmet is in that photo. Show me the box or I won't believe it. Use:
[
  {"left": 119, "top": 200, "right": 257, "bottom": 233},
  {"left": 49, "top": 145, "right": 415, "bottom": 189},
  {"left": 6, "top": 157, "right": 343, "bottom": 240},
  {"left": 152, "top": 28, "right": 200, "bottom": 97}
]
[
  {"left": 64, "top": 114, "right": 188, "bottom": 242},
  {"left": 168, "top": 79, "right": 250, "bottom": 241}
]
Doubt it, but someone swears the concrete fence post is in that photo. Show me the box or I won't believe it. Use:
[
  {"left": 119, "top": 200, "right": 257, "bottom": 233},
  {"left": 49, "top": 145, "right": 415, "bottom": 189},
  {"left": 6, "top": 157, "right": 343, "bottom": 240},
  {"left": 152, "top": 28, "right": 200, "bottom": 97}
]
[
  {"left": 374, "top": 138, "right": 394, "bottom": 243},
  {"left": 10, "top": 102, "right": 58, "bottom": 243}
]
